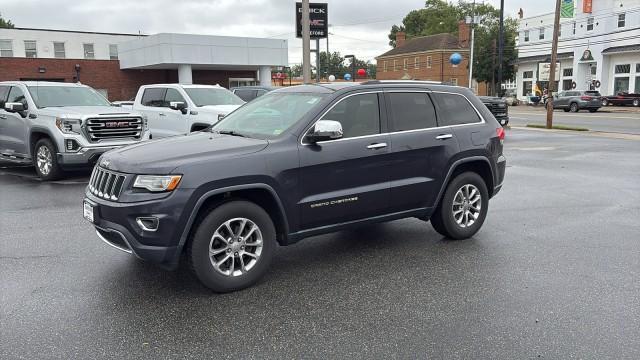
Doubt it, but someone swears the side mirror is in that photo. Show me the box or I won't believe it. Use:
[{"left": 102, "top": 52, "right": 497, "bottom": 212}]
[
  {"left": 169, "top": 101, "right": 188, "bottom": 114},
  {"left": 5, "top": 102, "right": 25, "bottom": 113},
  {"left": 306, "top": 120, "right": 343, "bottom": 143}
]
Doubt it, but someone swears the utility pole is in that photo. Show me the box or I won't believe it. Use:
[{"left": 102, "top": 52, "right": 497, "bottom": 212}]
[
  {"left": 468, "top": 0, "right": 476, "bottom": 89},
  {"left": 316, "top": 39, "right": 320, "bottom": 83},
  {"left": 496, "top": 0, "right": 505, "bottom": 97},
  {"left": 492, "top": 40, "right": 496, "bottom": 96},
  {"left": 302, "top": 0, "right": 311, "bottom": 84},
  {"left": 546, "top": 0, "right": 561, "bottom": 129}
]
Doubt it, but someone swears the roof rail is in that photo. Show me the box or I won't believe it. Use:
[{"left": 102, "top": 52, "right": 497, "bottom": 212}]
[{"left": 361, "top": 80, "right": 443, "bottom": 85}]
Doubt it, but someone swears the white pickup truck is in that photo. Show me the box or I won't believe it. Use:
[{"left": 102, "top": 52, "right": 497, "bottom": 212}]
[{"left": 132, "top": 84, "right": 244, "bottom": 138}]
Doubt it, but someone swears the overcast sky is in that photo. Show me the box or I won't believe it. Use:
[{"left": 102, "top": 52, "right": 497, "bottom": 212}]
[{"left": 3, "top": 0, "right": 555, "bottom": 64}]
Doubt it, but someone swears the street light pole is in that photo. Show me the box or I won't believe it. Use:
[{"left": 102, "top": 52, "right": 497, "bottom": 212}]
[
  {"left": 546, "top": 0, "right": 562, "bottom": 129},
  {"left": 302, "top": 0, "right": 311, "bottom": 84}
]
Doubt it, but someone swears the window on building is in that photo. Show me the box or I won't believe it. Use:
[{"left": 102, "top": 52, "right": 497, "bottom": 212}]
[
  {"left": 83, "top": 43, "right": 95, "bottom": 59},
  {"left": 383, "top": 61, "right": 387, "bottom": 72},
  {"left": 322, "top": 93, "right": 380, "bottom": 139},
  {"left": 523, "top": 81, "right": 532, "bottom": 96},
  {"left": 558, "top": 25, "right": 562, "bottom": 38},
  {"left": 450, "top": 78, "right": 458, "bottom": 86},
  {"left": 53, "top": 42, "right": 65, "bottom": 59},
  {"left": 415, "top": 57, "right": 419, "bottom": 69},
  {"left": 0, "top": 39, "right": 12, "bottom": 57},
  {"left": 523, "top": 71, "right": 533, "bottom": 79},
  {"left": 109, "top": 44, "right": 118, "bottom": 60},
  {"left": 24, "top": 40, "right": 37, "bottom": 58},
  {"left": 524, "top": 30, "right": 529, "bottom": 42},
  {"left": 587, "top": 17, "right": 594, "bottom": 31},
  {"left": 614, "top": 77, "right": 630, "bottom": 94},
  {"left": 615, "top": 64, "right": 631, "bottom": 74},
  {"left": 403, "top": 58, "right": 408, "bottom": 70},
  {"left": 427, "top": 56, "right": 432, "bottom": 68},
  {"left": 563, "top": 68, "right": 573, "bottom": 77},
  {"left": 393, "top": 60, "right": 397, "bottom": 71},
  {"left": 432, "top": 93, "right": 481, "bottom": 126},
  {"left": 562, "top": 79, "right": 573, "bottom": 90},
  {"left": 636, "top": 76, "right": 640, "bottom": 94},
  {"left": 387, "top": 92, "right": 437, "bottom": 131},
  {"left": 539, "top": 27, "right": 545, "bottom": 40},
  {"left": 637, "top": 64, "right": 640, "bottom": 73},
  {"left": 572, "top": 21, "right": 576, "bottom": 35},
  {"left": 591, "top": 64, "right": 597, "bottom": 76},
  {"left": 618, "top": 13, "right": 625, "bottom": 28}
]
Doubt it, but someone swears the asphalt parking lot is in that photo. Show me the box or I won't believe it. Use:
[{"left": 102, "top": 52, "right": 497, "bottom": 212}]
[{"left": 1, "top": 128, "right": 639, "bottom": 359}]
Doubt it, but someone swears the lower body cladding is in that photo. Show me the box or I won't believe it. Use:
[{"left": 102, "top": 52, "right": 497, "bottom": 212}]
[{"left": 83, "top": 189, "right": 193, "bottom": 269}]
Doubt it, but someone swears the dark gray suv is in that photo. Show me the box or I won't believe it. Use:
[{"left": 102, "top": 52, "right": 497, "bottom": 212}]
[
  {"left": 83, "top": 81, "right": 506, "bottom": 292},
  {"left": 547, "top": 90, "right": 602, "bottom": 112}
]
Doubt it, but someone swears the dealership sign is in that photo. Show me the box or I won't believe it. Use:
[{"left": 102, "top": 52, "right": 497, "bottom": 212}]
[
  {"left": 296, "top": 2, "right": 328, "bottom": 39},
  {"left": 538, "top": 62, "right": 560, "bottom": 82}
]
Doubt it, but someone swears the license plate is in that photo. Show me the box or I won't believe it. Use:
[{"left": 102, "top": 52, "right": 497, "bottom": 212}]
[{"left": 83, "top": 201, "right": 94, "bottom": 223}]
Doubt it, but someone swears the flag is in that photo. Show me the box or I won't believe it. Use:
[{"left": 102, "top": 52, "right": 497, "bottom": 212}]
[{"left": 561, "top": 0, "right": 574, "bottom": 18}]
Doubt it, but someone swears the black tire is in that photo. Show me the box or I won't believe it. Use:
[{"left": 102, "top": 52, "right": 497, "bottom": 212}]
[
  {"left": 430, "top": 172, "right": 489, "bottom": 240},
  {"left": 187, "top": 200, "right": 276, "bottom": 292},
  {"left": 33, "top": 138, "right": 64, "bottom": 181},
  {"left": 589, "top": 109, "right": 597, "bottom": 113},
  {"left": 563, "top": 108, "right": 570, "bottom": 112},
  {"left": 633, "top": 99, "right": 639, "bottom": 107},
  {"left": 601, "top": 99, "right": 608, "bottom": 107},
  {"left": 569, "top": 102, "right": 579, "bottom": 112}
]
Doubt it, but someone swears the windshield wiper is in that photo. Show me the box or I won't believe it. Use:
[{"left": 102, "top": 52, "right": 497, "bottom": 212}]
[{"left": 215, "top": 130, "right": 247, "bottom": 138}]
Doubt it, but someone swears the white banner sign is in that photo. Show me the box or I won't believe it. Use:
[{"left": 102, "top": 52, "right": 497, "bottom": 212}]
[{"left": 538, "top": 62, "right": 560, "bottom": 82}]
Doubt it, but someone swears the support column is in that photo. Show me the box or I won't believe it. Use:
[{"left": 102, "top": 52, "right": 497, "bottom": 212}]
[
  {"left": 178, "top": 64, "right": 193, "bottom": 85},
  {"left": 259, "top": 66, "right": 272, "bottom": 86}
]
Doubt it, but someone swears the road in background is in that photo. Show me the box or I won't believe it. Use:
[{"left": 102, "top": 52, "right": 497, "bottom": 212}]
[
  {"left": 509, "top": 106, "right": 640, "bottom": 134},
  {"left": 1, "top": 129, "right": 639, "bottom": 359}
]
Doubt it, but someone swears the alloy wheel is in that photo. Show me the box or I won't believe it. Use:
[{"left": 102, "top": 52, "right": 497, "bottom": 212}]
[
  {"left": 36, "top": 145, "right": 52, "bottom": 176},
  {"left": 634, "top": 99, "right": 639, "bottom": 107},
  {"left": 452, "top": 184, "right": 482, "bottom": 228},
  {"left": 208, "top": 218, "right": 263, "bottom": 277}
]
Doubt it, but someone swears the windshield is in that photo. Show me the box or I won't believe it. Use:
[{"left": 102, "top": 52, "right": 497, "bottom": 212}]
[
  {"left": 27, "top": 86, "right": 111, "bottom": 108},
  {"left": 211, "top": 92, "right": 326, "bottom": 139},
  {"left": 184, "top": 88, "right": 245, "bottom": 106}
]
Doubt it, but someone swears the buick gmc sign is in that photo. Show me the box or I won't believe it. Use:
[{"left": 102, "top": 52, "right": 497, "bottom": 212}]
[{"left": 296, "top": 2, "right": 328, "bottom": 39}]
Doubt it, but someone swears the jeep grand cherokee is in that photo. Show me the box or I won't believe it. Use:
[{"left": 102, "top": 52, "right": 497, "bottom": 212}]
[{"left": 83, "top": 81, "right": 506, "bottom": 292}]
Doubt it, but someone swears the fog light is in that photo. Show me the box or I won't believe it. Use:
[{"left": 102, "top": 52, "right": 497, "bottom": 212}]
[
  {"left": 136, "top": 217, "right": 159, "bottom": 232},
  {"left": 65, "top": 139, "right": 80, "bottom": 152}
]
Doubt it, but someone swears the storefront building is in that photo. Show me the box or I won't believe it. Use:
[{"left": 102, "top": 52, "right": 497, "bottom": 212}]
[
  {"left": 0, "top": 28, "right": 288, "bottom": 101},
  {"left": 515, "top": 0, "right": 640, "bottom": 101}
]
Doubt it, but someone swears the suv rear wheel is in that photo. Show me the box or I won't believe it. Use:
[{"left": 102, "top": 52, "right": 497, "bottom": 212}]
[
  {"left": 188, "top": 200, "right": 276, "bottom": 292},
  {"left": 34, "top": 138, "right": 63, "bottom": 180},
  {"left": 633, "top": 99, "right": 639, "bottom": 107},
  {"left": 430, "top": 172, "right": 489, "bottom": 240}
]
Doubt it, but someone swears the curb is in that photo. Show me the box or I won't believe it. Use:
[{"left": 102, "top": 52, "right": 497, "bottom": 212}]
[{"left": 509, "top": 126, "right": 640, "bottom": 141}]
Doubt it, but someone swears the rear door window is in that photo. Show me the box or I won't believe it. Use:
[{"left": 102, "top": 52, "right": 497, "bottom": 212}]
[
  {"left": 387, "top": 92, "right": 437, "bottom": 131},
  {"left": 432, "top": 93, "right": 481, "bottom": 126},
  {"left": 141, "top": 88, "right": 166, "bottom": 107},
  {"left": 322, "top": 93, "right": 380, "bottom": 139}
]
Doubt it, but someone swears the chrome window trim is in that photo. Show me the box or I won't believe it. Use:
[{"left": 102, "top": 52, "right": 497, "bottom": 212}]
[{"left": 300, "top": 89, "right": 485, "bottom": 146}]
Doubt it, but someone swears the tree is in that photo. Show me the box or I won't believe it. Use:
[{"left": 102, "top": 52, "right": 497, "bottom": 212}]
[
  {"left": 471, "top": 18, "right": 518, "bottom": 88},
  {"left": 319, "top": 51, "right": 347, "bottom": 78},
  {"left": 0, "top": 13, "right": 15, "bottom": 28}
]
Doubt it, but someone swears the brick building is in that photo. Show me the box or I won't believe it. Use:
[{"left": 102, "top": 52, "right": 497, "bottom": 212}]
[
  {"left": 0, "top": 28, "right": 288, "bottom": 101},
  {"left": 376, "top": 21, "right": 471, "bottom": 87}
]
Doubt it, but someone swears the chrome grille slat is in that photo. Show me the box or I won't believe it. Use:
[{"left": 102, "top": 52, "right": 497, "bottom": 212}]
[
  {"left": 88, "top": 167, "right": 126, "bottom": 201},
  {"left": 85, "top": 117, "right": 142, "bottom": 142}
]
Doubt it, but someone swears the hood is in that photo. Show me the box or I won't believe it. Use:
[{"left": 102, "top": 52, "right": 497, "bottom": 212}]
[
  {"left": 100, "top": 131, "right": 268, "bottom": 174},
  {"left": 38, "top": 106, "right": 141, "bottom": 118},
  {"left": 477, "top": 96, "right": 505, "bottom": 103},
  {"left": 199, "top": 104, "right": 242, "bottom": 114}
]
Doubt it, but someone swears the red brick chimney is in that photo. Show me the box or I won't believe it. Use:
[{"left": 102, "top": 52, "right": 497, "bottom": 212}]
[
  {"left": 396, "top": 32, "right": 406, "bottom": 48},
  {"left": 458, "top": 20, "right": 470, "bottom": 47}
]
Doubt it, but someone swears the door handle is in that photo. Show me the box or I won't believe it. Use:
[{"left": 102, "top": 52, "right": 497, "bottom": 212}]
[
  {"left": 436, "top": 134, "right": 453, "bottom": 140},
  {"left": 367, "top": 142, "right": 387, "bottom": 150},
  {"left": 159, "top": 113, "right": 166, "bottom": 117}
]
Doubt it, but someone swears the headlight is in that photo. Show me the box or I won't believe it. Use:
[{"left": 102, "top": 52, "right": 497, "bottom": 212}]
[
  {"left": 55, "top": 117, "right": 82, "bottom": 134},
  {"left": 133, "top": 175, "right": 182, "bottom": 192}
]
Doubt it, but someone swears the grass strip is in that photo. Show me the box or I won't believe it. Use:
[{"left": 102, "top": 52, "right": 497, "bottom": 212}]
[{"left": 526, "top": 124, "right": 589, "bottom": 132}]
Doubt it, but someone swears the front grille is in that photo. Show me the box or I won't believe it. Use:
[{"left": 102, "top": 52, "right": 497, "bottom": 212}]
[
  {"left": 88, "top": 166, "right": 126, "bottom": 201},
  {"left": 484, "top": 103, "right": 507, "bottom": 115},
  {"left": 85, "top": 117, "right": 142, "bottom": 142}
]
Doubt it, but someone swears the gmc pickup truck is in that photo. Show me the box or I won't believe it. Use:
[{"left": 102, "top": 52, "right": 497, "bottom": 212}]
[
  {"left": 132, "top": 84, "right": 244, "bottom": 139},
  {"left": 0, "top": 81, "right": 149, "bottom": 180}
]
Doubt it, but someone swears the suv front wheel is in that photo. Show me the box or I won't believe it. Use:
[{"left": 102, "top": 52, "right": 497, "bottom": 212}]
[
  {"left": 430, "top": 172, "right": 489, "bottom": 240},
  {"left": 34, "top": 138, "right": 63, "bottom": 180},
  {"left": 188, "top": 200, "right": 276, "bottom": 292}
]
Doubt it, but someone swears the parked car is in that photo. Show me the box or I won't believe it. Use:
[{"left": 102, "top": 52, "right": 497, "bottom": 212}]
[
  {"left": 546, "top": 90, "right": 602, "bottom": 112},
  {"left": 132, "top": 84, "right": 244, "bottom": 138},
  {"left": 602, "top": 92, "right": 640, "bottom": 107},
  {"left": 231, "top": 86, "right": 274, "bottom": 102},
  {"left": 84, "top": 80, "right": 506, "bottom": 292},
  {"left": 478, "top": 96, "right": 509, "bottom": 126},
  {"left": 502, "top": 89, "right": 518, "bottom": 106},
  {"left": 0, "top": 81, "right": 148, "bottom": 180}
]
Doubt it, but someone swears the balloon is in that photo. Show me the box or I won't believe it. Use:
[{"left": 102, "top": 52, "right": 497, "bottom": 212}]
[
  {"left": 449, "top": 53, "right": 462, "bottom": 65},
  {"left": 344, "top": 73, "right": 352, "bottom": 81},
  {"left": 357, "top": 68, "right": 366, "bottom": 77},
  {"left": 328, "top": 75, "right": 336, "bottom": 82}
]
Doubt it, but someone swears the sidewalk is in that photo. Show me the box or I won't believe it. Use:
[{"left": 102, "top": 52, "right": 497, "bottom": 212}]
[{"left": 511, "top": 104, "right": 640, "bottom": 114}]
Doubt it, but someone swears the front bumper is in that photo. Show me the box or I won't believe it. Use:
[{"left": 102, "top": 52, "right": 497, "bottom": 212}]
[
  {"left": 58, "top": 146, "right": 120, "bottom": 168},
  {"left": 84, "top": 188, "right": 194, "bottom": 270}
]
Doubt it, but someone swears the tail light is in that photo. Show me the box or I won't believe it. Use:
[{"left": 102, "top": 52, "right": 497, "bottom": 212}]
[
  {"left": 496, "top": 127, "right": 505, "bottom": 141},
  {"left": 581, "top": 96, "right": 592, "bottom": 101}
]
